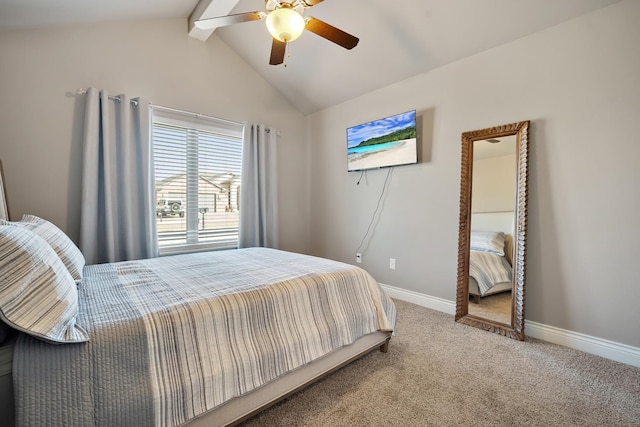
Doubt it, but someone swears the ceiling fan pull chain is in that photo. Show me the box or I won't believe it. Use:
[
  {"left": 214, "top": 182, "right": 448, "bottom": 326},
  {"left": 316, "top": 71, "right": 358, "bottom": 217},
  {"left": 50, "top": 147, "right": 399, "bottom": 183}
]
[{"left": 285, "top": 42, "right": 291, "bottom": 67}]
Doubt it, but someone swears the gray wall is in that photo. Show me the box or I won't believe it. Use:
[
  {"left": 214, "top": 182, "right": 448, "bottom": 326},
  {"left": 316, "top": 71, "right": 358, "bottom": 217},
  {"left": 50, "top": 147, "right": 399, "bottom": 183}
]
[
  {"left": 0, "top": 18, "right": 309, "bottom": 254},
  {"left": 307, "top": 1, "right": 640, "bottom": 347}
]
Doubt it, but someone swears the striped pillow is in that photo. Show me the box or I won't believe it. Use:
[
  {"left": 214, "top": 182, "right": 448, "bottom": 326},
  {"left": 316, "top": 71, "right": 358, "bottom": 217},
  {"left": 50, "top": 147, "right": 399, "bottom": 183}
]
[
  {"left": 0, "top": 226, "right": 89, "bottom": 344},
  {"left": 1, "top": 215, "right": 85, "bottom": 282},
  {"left": 470, "top": 231, "right": 506, "bottom": 256}
]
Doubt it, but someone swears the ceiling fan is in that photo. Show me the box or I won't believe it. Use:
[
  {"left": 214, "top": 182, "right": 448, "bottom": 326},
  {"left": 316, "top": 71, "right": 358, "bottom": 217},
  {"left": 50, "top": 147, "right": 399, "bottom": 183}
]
[{"left": 194, "top": 0, "right": 359, "bottom": 66}]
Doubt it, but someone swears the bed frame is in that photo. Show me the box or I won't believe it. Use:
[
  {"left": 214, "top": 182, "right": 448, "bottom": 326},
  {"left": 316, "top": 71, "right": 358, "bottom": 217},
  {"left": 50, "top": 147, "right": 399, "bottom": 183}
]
[
  {"left": 188, "top": 331, "right": 390, "bottom": 426},
  {"left": 0, "top": 331, "right": 391, "bottom": 427},
  {"left": 468, "top": 276, "right": 512, "bottom": 304}
]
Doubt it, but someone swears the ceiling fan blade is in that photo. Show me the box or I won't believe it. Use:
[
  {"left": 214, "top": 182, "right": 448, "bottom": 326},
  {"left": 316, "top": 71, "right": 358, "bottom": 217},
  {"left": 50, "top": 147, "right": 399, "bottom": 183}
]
[
  {"left": 269, "top": 39, "right": 287, "bottom": 65},
  {"left": 194, "top": 11, "right": 264, "bottom": 30},
  {"left": 305, "top": 17, "right": 359, "bottom": 50}
]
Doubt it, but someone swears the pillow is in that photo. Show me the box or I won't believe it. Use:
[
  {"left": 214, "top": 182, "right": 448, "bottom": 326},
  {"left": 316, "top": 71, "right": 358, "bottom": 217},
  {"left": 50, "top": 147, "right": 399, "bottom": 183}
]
[
  {"left": 470, "top": 231, "right": 506, "bottom": 256},
  {"left": 0, "top": 226, "right": 89, "bottom": 344},
  {"left": 1, "top": 214, "right": 85, "bottom": 282}
]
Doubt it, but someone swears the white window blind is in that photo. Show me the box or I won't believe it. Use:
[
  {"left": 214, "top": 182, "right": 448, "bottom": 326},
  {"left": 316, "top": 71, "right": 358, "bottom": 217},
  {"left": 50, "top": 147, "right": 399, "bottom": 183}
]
[{"left": 152, "top": 107, "right": 244, "bottom": 255}]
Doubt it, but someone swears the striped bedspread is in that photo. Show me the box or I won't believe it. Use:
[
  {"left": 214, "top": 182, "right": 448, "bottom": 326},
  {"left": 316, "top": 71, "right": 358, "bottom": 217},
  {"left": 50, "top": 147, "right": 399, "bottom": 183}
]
[
  {"left": 13, "top": 248, "right": 396, "bottom": 427},
  {"left": 469, "top": 250, "right": 512, "bottom": 295}
]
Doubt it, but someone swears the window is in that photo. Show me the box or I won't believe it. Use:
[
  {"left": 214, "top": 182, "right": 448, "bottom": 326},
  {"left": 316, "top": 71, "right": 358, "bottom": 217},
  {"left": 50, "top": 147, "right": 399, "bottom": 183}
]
[{"left": 152, "top": 107, "right": 244, "bottom": 254}]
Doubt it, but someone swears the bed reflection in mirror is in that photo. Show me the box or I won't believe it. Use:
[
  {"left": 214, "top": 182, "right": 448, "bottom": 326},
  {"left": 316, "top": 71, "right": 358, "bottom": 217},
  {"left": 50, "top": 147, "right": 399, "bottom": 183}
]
[
  {"left": 455, "top": 121, "right": 529, "bottom": 340},
  {"left": 467, "top": 136, "right": 516, "bottom": 324}
]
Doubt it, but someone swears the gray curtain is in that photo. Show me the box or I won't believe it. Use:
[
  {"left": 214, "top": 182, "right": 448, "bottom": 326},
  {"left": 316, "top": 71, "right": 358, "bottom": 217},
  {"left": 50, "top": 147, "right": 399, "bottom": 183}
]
[
  {"left": 80, "top": 87, "right": 158, "bottom": 264},
  {"left": 239, "top": 124, "right": 279, "bottom": 248}
]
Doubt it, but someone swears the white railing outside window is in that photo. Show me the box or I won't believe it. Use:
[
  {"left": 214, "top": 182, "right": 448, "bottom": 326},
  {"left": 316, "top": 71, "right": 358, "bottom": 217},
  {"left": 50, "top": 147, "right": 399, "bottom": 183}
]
[{"left": 152, "top": 107, "right": 244, "bottom": 255}]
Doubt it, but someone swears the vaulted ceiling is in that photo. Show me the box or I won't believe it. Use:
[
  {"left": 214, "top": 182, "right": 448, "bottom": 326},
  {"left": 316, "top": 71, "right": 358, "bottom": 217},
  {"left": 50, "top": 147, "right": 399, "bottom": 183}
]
[{"left": 0, "top": 0, "right": 621, "bottom": 114}]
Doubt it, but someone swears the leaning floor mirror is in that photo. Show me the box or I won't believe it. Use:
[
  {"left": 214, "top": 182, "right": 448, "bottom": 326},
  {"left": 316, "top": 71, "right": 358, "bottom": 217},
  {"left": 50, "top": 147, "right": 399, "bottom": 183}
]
[
  {"left": 455, "top": 121, "right": 529, "bottom": 340},
  {"left": 0, "top": 160, "right": 9, "bottom": 221}
]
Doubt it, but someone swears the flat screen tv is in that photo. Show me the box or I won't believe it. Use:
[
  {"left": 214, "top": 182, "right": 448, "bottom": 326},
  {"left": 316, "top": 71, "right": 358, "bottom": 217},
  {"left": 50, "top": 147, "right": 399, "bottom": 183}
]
[{"left": 347, "top": 110, "right": 417, "bottom": 172}]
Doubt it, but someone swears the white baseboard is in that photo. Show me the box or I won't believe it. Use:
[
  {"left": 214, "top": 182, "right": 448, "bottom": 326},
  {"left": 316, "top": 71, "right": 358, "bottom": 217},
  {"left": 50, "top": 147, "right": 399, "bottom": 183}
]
[
  {"left": 380, "top": 283, "right": 456, "bottom": 315},
  {"left": 525, "top": 321, "right": 640, "bottom": 368},
  {"left": 379, "top": 283, "right": 640, "bottom": 368}
]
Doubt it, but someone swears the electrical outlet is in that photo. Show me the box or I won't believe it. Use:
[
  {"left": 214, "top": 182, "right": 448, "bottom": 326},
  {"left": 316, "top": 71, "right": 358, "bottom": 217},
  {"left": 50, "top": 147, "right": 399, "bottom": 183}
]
[
  {"left": 356, "top": 253, "right": 362, "bottom": 263},
  {"left": 390, "top": 258, "right": 396, "bottom": 270}
]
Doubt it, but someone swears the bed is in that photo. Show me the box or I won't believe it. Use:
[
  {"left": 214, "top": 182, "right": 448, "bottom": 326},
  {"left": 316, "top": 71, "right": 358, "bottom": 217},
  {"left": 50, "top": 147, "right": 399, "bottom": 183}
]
[{"left": 0, "top": 217, "right": 396, "bottom": 427}]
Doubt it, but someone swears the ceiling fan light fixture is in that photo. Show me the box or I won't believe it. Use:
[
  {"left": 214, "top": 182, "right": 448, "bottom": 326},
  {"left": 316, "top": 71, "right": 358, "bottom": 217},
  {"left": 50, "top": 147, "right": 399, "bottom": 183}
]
[{"left": 266, "top": 7, "right": 305, "bottom": 42}]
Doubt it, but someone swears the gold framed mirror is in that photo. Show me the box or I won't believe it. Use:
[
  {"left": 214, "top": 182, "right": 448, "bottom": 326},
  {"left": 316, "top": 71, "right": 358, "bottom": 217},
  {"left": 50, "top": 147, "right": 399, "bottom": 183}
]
[{"left": 455, "top": 121, "right": 529, "bottom": 340}]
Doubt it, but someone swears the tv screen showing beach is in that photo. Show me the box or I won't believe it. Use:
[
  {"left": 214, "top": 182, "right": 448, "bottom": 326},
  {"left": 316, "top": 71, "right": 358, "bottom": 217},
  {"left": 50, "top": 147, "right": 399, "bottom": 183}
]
[{"left": 347, "top": 110, "right": 417, "bottom": 172}]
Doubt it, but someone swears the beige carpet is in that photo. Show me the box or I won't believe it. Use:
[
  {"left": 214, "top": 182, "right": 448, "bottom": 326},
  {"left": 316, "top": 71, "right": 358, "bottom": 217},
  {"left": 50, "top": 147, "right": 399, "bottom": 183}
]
[{"left": 241, "top": 299, "right": 640, "bottom": 426}]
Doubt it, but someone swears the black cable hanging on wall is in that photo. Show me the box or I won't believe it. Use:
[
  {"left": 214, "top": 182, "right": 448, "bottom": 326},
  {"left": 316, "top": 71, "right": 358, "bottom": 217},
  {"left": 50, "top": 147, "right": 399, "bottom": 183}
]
[{"left": 355, "top": 167, "right": 394, "bottom": 257}]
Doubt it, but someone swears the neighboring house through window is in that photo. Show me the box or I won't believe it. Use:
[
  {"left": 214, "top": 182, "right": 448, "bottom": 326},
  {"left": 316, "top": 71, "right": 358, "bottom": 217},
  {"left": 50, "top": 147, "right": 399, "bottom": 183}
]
[{"left": 152, "top": 107, "right": 244, "bottom": 254}]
